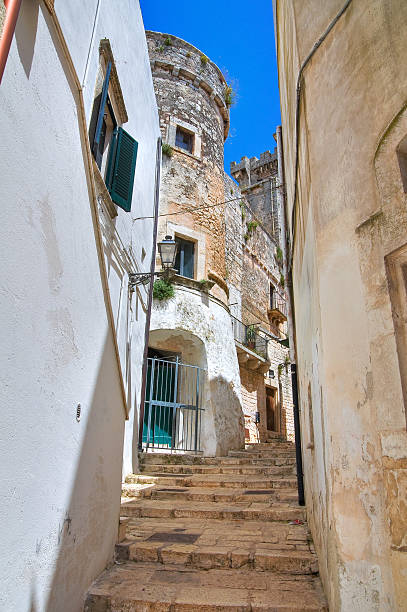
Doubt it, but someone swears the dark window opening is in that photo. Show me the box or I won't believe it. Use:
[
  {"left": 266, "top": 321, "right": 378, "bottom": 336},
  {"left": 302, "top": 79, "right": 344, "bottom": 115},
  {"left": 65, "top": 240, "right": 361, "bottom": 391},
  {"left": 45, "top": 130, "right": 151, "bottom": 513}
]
[
  {"left": 175, "top": 127, "right": 193, "bottom": 154},
  {"left": 269, "top": 283, "right": 274, "bottom": 310},
  {"left": 397, "top": 135, "right": 407, "bottom": 194},
  {"left": 90, "top": 96, "right": 116, "bottom": 170},
  {"left": 175, "top": 237, "right": 195, "bottom": 279}
]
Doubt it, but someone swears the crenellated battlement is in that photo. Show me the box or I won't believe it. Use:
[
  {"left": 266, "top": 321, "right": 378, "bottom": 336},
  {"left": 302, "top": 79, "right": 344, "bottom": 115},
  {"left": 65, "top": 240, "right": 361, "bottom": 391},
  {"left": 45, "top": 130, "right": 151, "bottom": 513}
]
[{"left": 230, "top": 149, "right": 278, "bottom": 188}]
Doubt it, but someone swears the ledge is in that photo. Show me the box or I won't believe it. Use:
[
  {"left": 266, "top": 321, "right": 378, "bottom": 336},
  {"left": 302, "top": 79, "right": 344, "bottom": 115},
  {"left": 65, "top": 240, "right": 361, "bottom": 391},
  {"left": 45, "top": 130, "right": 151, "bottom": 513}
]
[
  {"left": 235, "top": 341, "right": 270, "bottom": 374},
  {"left": 267, "top": 307, "right": 287, "bottom": 324},
  {"left": 166, "top": 275, "right": 230, "bottom": 314},
  {"left": 92, "top": 158, "right": 117, "bottom": 219},
  {"left": 208, "top": 269, "right": 229, "bottom": 298}
]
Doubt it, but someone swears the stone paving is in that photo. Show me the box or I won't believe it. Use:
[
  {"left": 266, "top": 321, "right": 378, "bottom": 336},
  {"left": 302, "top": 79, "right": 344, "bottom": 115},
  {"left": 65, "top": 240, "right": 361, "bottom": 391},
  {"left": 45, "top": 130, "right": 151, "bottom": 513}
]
[{"left": 85, "top": 441, "right": 328, "bottom": 611}]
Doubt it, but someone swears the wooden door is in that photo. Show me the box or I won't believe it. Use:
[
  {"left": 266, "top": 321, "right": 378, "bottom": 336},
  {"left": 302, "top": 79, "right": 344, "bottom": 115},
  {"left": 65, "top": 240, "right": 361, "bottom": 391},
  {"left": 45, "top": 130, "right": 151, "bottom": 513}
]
[{"left": 266, "top": 387, "right": 278, "bottom": 432}]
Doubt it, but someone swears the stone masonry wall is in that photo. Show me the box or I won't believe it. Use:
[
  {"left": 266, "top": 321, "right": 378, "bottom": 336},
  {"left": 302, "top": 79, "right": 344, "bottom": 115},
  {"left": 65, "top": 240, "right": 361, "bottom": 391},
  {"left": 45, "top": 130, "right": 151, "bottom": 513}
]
[
  {"left": 225, "top": 152, "right": 294, "bottom": 443},
  {"left": 147, "top": 31, "right": 229, "bottom": 289},
  {"left": 231, "top": 150, "right": 280, "bottom": 239}
]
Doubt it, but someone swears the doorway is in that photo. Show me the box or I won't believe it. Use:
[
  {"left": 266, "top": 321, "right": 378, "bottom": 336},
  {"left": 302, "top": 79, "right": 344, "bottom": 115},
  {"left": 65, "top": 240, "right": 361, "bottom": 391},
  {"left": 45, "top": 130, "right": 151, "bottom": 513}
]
[{"left": 266, "top": 387, "right": 279, "bottom": 432}]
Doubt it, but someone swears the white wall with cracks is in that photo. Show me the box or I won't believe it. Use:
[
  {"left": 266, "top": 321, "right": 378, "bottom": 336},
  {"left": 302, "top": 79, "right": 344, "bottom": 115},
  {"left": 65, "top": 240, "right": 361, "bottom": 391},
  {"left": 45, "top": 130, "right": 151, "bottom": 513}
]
[
  {"left": 150, "top": 283, "right": 245, "bottom": 456},
  {"left": 0, "top": 1, "right": 159, "bottom": 610}
]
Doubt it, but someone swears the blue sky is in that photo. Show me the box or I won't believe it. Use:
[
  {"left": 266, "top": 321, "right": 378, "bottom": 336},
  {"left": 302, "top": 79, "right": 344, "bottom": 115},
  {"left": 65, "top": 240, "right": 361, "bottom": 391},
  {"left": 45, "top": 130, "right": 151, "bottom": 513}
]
[{"left": 140, "top": 0, "right": 281, "bottom": 174}]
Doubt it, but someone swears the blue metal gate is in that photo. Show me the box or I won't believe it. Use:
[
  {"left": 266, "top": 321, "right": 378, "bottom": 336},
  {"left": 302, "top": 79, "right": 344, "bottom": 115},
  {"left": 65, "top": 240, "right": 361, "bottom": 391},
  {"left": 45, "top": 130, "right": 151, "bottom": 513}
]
[{"left": 142, "top": 357, "right": 205, "bottom": 452}]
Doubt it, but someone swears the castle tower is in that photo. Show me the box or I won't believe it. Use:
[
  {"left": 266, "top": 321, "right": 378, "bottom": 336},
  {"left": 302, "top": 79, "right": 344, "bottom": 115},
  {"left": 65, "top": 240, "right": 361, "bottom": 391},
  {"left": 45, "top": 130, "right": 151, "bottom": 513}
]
[
  {"left": 231, "top": 149, "right": 280, "bottom": 241},
  {"left": 144, "top": 32, "right": 244, "bottom": 456},
  {"left": 146, "top": 31, "right": 230, "bottom": 291}
]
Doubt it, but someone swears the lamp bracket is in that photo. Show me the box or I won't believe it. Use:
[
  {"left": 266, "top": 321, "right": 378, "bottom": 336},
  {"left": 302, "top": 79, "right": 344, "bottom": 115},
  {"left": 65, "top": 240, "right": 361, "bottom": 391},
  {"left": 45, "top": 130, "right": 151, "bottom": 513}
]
[{"left": 128, "top": 268, "right": 177, "bottom": 289}]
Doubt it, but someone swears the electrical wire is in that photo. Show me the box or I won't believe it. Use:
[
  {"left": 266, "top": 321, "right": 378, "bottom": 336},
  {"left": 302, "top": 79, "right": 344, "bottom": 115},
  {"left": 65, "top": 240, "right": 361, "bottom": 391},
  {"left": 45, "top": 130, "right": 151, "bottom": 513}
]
[
  {"left": 132, "top": 192, "right": 277, "bottom": 245},
  {"left": 132, "top": 195, "right": 243, "bottom": 221}
]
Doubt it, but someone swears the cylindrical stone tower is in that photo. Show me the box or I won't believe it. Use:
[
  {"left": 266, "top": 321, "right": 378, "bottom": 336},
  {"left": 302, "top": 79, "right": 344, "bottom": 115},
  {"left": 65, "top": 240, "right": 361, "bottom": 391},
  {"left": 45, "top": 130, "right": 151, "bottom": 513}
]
[
  {"left": 145, "top": 32, "right": 244, "bottom": 456},
  {"left": 146, "top": 31, "right": 231, "bottom": 296}
]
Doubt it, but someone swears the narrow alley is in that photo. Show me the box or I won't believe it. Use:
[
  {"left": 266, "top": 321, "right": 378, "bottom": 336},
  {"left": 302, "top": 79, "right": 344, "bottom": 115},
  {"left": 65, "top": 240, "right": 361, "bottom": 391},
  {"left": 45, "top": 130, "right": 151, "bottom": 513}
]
[
  {"left": 1, "top": 1, "right": 406, "bottom": 610},
  {"left": 86, "top": 438, "right": 326, "bottom": 610}
]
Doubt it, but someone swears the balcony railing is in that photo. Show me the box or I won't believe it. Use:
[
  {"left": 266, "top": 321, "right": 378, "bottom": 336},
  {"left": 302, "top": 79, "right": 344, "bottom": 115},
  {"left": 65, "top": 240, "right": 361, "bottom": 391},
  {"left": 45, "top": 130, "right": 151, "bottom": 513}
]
[
  {"left": 269, "top": 291, "right": 287, "bottom": 319},
  {"left": 230, "top": 316, "right": 268, "bottom": 359}
]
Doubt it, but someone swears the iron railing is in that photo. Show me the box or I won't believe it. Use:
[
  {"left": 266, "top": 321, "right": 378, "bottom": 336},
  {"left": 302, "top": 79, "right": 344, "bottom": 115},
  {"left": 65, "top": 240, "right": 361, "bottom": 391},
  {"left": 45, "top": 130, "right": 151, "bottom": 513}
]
[
  {"left": 142, "top": 357, "right": 205, "bottom": 452},
  {"left": 230, "top": 316, "right": 268, "bottom": 358},
  {"left": 270, "top": 291, "right": 287, "bottom": 317}
]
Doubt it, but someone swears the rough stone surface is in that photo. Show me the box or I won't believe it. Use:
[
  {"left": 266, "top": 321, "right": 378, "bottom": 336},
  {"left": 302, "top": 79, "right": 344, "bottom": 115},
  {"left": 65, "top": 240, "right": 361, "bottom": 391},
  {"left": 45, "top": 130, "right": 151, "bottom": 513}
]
[
  {"left": 275, "top": 1, "right": 407, "bottom": 609},
  {"left": 85, "top": 441, "right": 327, "bottom": 610},
  {"left": 150, "top": 285, "right": 244, "bottom": 456}
]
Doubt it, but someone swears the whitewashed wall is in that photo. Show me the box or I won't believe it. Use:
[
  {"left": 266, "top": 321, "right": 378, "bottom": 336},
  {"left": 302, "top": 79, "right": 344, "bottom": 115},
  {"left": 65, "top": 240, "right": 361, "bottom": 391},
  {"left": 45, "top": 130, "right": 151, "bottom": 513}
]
[
  {"left": 150, "top": 284, "right": 245, "bottom": 456},
  {"left": 0, "top": 1, "right": 159, "bottom": 610}
]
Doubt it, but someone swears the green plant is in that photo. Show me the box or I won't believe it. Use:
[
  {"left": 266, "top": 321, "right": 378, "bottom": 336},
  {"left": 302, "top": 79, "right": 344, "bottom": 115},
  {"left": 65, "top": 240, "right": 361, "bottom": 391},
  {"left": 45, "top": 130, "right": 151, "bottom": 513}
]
[
  {"left": 246, "top": 220, "right": 258, "bottom": 233},
  {"left": 158, "top": 45, "right": 164, "bottom": 52},
  {"left": 164, "top": 36, "right": 172, "bottom": 46},
  {"left": 200, "top": 54, "right": 209, "bottom": 65},
  {"left": 224, "top": 84, "right": 235, "bottom": 107},
  {"left": 186, "top": 51, "right": 191, "bottom": 58},
  {"left": 278, "top": 363, "right": 284, "bottom": 377},
  {"left": 153, "top": 278, "right": 174, "bottom": 301},
  {"left": 280, "top": 273, "right": 285, "bottom": 288},
  {"left": 276, "top": 246, "right": 283, "bottom": 262},
  {"left": 244, "top": 220, "right": 258, "bottom": 241},
  {"left": 246, "top": 325, "right": 256, "bottom": 343},
  {"left": 162, "top": 142, "right": 173, "bottom": 157},
  {"left": 198, "top": 278, "right": 211, "bottom": 290},
  {"left": 230, "top": 188, "right": 233, "bottom": 195},
  {"left": 239, "top": 200, "right": 246, "bottom": 221}
]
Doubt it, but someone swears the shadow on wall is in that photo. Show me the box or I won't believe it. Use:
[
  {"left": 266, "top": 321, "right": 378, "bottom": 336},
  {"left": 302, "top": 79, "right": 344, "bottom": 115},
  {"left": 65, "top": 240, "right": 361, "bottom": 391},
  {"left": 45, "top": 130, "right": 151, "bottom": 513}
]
[
  {"left": 15, "top": 0, "right": 39, "bottom": 79},
  {"left": 11, "top": 7, "right": 127, "bottom": 610},
  {"left": 45, "top": 334, "right": 125, "bottom": 612},
  {"left": 148, "top": 329, "right": 244, "bottom": 456},
  {"left": 209, "top": 375, "right": 245, "bottom": 456}
]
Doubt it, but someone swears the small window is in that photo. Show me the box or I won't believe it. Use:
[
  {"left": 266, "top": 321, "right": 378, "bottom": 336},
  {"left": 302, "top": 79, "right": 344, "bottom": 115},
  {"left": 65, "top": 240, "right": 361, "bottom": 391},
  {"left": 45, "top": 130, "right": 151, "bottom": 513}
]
[
  {"left": 175, "top": 127, "right": 193, "bottom": 154},
  {"left": 269, "top": 283, "right": 274, "bottom": 310},
  {"left": 174, "top": 237, "right": 195, "bottom": 279},
  {"left": 89, "top": 59, "right": 138, "bottom": 212},
  {"left": 91, "top": 96, "right": 116, "bottom": 170},
  {"left": 397, "top": 135, "right": 407, "bottom": 193}
]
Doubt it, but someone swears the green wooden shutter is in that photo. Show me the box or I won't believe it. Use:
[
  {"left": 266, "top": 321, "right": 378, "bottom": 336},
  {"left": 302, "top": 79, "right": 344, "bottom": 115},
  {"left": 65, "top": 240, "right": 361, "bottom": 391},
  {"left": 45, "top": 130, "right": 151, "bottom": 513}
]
[{"left": 107, "top": 127, "right": 138, "bottom": 212}]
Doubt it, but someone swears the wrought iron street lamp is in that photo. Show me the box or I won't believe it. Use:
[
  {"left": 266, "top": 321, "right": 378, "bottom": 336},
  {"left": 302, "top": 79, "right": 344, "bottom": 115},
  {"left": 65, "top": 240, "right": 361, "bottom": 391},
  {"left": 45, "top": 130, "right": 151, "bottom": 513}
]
[
  {"left": 128, "top": 235, "right": 178, "bottom": 287},
  {"left": 157, "top": 235, "right": 178, "bottom": 270}
]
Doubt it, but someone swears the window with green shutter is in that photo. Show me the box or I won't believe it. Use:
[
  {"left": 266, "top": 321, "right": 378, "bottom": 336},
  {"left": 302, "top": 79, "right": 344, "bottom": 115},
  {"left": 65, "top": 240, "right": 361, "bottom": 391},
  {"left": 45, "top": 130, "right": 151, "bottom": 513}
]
[{"left": 106, "top": 127, "right": 138, "bottom": 212}]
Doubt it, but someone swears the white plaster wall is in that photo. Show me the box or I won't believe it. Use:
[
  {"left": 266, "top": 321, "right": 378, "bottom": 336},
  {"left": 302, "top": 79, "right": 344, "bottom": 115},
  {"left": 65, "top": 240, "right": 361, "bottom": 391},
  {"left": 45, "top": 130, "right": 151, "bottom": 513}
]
[
  {"left": 56, "top": 0, "right": 161, "bottom": 479},
  {"left": 150, "top": 285, "right": 245, "bottom": 455},
  {"left": 0, "top": 1, "right": 159, "bottom": 610}
]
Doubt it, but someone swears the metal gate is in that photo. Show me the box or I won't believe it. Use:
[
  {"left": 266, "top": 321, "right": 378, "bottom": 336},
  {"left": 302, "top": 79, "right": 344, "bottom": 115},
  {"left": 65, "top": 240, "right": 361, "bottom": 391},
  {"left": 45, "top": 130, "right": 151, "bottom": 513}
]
[{"left": 142, "top": 357, "right": 205, "bottom": 452}]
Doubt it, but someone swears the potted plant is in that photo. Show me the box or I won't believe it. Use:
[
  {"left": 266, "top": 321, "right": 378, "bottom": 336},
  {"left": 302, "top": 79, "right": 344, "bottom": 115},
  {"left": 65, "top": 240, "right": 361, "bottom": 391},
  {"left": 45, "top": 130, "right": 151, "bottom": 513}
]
[{"left": 246, "top": 324, "right": 256, "bottom": 350}]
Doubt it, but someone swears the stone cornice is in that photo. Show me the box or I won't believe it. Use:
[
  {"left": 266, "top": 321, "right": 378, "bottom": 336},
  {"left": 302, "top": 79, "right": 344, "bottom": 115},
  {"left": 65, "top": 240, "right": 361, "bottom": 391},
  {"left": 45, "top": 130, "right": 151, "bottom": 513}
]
[{"left": 150, "top": 60, "right": 230, "bottom": 141}]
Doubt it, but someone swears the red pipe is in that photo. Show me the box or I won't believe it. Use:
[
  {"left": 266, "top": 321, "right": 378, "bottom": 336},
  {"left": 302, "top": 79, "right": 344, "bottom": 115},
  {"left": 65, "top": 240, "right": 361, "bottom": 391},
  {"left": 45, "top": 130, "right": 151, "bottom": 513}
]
[{"left": 0, "top": 0, "right": 23, "bottom": 85}]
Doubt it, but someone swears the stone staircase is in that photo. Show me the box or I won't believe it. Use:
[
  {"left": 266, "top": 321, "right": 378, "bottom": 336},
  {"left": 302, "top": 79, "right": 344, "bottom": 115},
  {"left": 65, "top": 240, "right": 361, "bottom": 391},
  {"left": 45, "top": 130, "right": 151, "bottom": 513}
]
[{"left": 84, "top": 440, "right": 327, "bottom": 611}]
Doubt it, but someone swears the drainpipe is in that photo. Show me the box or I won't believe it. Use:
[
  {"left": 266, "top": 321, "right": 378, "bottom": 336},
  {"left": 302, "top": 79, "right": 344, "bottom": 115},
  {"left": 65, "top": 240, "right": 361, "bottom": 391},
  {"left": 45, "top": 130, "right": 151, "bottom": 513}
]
[
  {"left": 137, "top": 136, "right": 162, "bottom": 451},
  {"left": 276, "top": 125, "right": 305, "bottom": 506},
  {"left": 0, "top": 0, "right": 22, "bottom": 85}
]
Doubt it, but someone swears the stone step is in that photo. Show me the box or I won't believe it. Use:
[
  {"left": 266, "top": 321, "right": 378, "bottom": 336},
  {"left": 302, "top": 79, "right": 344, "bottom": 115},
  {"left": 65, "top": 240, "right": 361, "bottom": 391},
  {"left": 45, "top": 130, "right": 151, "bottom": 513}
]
[
  {"left": 116, "top": 517, "right": 317, "bottom": 575},
  {"left": 140, "top": 463, "right": 296, "bottom": 477},
  {"left": 120, "top": 498, "right": 306, "bottom": 522},
  {"left": 85, "top": 562, "right": 328, "bottom": 611},
  {"left": 229, "top": 450, "right": 296, "bottom": 459},
  {"left": 139, "top": 453, "right": 296, "bottom": 466},
  {"left": 125, "top": 473, "right": 298, "bottom": 490},
  {"left": 122, "top": 484, "right": 299, "bottom": 505}
]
